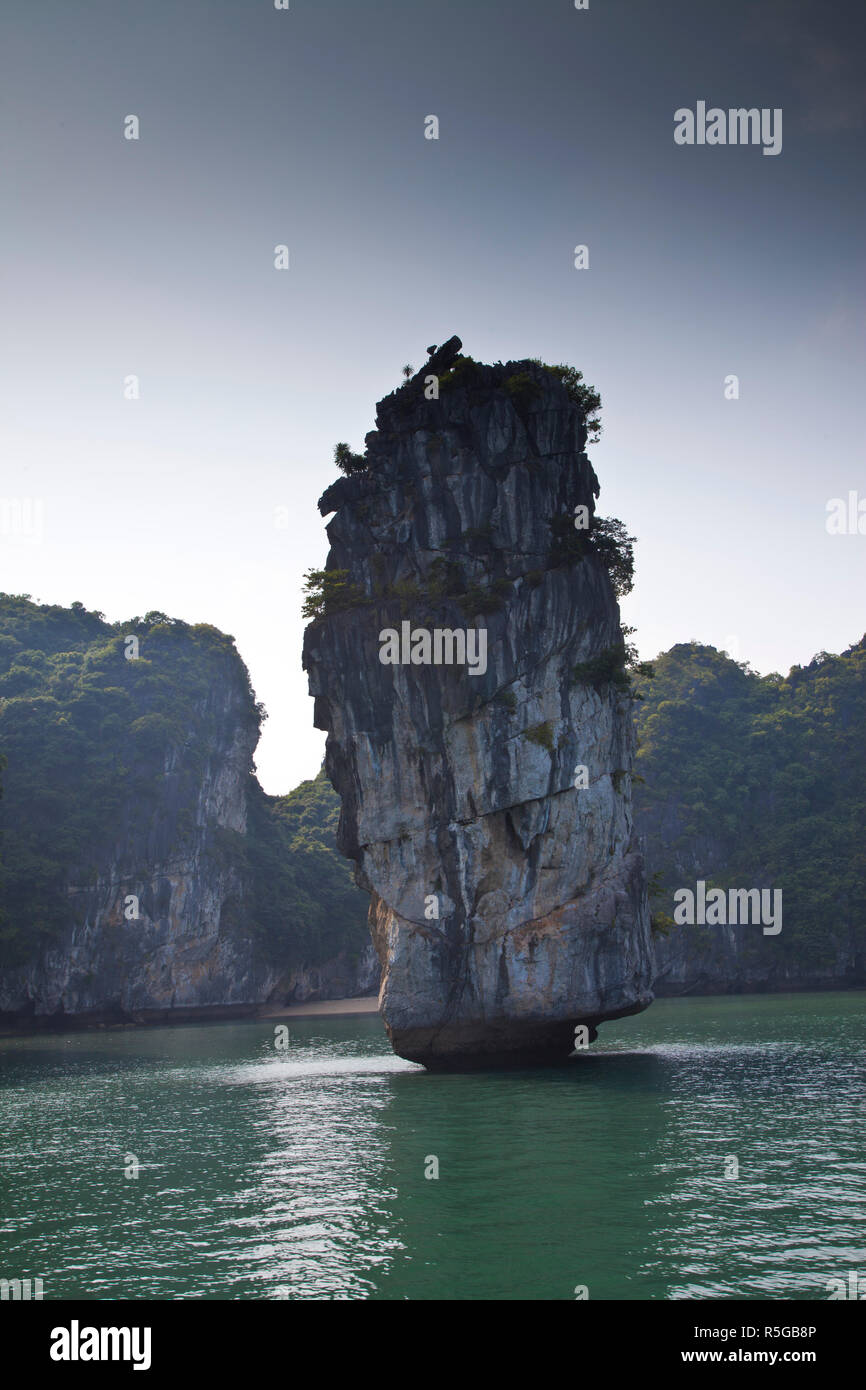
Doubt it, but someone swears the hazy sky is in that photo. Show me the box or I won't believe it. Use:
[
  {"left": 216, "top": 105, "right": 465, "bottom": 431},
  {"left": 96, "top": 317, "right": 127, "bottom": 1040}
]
[{"left": 2, "top": 0, "right": 864, "bottom": 792}]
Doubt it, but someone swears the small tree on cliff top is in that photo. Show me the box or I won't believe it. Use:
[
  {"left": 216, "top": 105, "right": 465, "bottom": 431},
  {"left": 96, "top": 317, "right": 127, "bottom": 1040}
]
[{"left": 333, "top": 442, "right": 366, "bottom": 475}]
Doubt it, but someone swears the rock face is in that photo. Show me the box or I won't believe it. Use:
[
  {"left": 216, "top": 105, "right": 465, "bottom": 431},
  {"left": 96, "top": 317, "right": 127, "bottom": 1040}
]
[
  {"left": 0, "top": 619, "right": 375, "bottom": 1029},
  {"left": 303, "top": 344, "right": 654, "bottom": 1067},
  {"left": 0, "top": 657, "right": 274, "bottom": 1023},
  {"left": 652, "top": 918, "right": 866, "bottom": 996}
]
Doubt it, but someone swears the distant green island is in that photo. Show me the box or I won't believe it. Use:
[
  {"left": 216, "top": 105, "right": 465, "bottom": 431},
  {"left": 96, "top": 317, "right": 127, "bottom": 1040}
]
[{"left": 635, "top": 638, "right": 866, "bottom": 987}]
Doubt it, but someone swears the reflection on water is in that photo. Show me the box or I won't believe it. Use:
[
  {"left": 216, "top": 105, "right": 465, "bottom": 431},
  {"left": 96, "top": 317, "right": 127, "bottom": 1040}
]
[{"left": 1, "top": 994, "right": 864, "bottom": 1300}]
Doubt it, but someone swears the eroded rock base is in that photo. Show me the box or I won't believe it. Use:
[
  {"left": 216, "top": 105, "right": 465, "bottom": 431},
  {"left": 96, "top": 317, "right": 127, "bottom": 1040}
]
[{"left": 388, "top": 1000, "right": 653, "bottom": 1070}]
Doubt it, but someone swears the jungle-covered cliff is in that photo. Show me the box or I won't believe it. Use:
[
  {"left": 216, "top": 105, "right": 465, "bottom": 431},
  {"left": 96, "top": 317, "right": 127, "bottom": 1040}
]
[
  {"left": 0, "top": 595, "right": 373, "bottom": 1025},
  {"left": 635, "top": 638, "right": 866, "bottom": 993}
]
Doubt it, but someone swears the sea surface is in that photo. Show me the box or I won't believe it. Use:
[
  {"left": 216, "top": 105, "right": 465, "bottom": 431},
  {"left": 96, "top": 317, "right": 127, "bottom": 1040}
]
[{"left": 1, "top": 992, "right": 864, "bottom": 1300}]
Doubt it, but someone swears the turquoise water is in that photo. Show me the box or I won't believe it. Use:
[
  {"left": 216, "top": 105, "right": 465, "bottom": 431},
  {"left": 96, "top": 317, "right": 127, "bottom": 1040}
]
[{"left": 1, "top": 992, "right": 864, "bottom": 1300}]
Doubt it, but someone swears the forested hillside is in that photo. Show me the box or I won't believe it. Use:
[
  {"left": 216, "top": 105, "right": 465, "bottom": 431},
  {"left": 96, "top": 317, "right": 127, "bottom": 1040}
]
[
  {"left": 634, "top": 638, "right": 866, "bottom": 985},
  {"left": 0, "top": 596, "right": 253, "bottom": 967},
  {"left": 245, "top": 770, "right": 370, "bottom": 972},
  {"left": 0, "top": 595, "right": 368, "bottom": 1002}
]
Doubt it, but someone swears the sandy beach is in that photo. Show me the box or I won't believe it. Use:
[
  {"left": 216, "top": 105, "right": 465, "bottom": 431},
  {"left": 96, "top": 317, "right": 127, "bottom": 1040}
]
[{"left": 260, "top": 995, "right": 379, "bottom": 1020}]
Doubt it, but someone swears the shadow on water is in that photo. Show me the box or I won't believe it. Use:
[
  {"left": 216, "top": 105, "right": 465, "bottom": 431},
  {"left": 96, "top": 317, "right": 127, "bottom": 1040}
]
[{"left": 364, "top": 1048, "right": 677, "bottom": 1300}]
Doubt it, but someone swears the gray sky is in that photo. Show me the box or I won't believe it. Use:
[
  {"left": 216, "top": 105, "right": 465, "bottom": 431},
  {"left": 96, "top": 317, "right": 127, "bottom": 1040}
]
[{"left": 2, "top": 0, "right": 864, "bottom": 791}]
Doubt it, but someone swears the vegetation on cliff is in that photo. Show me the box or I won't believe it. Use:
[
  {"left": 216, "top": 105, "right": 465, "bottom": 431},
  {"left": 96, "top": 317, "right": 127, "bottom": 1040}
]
[
  {"left": 244, "top": 771, "right": 369, "bottom": 970},
  {"left": 632, "top": 638, "right": 866, "bottom": 970},
  {"left": 304, "top": 351, "right": 632, "bottom": 624},
  {"left": 0, "top": 595, "right": 255, "bottom": 966},
  {"left": 0, "top": 595, "right": 366, "bottom": 975}
]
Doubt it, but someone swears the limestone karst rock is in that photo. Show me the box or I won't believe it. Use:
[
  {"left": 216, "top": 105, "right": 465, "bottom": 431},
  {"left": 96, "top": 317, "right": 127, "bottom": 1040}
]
[
  {"left": 303, "top": 343, "right": 654, "bottom": 1067},
  {"left": 0, "top": 603, "right": 376, "bottom": 1027}
]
